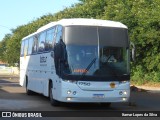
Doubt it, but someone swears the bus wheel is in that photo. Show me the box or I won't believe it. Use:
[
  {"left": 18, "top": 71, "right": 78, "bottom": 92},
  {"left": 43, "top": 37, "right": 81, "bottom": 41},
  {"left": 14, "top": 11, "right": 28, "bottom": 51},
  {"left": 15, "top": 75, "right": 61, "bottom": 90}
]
[
  {"left": 26, "top": 78, "right": 33, "bottom": 95},
  {"left": 49, "top": 83, "right": 60, "bottom": 106}
]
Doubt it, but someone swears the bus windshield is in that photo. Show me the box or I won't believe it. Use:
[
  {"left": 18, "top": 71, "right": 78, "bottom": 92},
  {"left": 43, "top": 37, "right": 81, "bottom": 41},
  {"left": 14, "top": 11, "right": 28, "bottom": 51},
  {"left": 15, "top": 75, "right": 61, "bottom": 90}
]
[{"left": 63, "top": 26, "right": 129, "bottom": 80}]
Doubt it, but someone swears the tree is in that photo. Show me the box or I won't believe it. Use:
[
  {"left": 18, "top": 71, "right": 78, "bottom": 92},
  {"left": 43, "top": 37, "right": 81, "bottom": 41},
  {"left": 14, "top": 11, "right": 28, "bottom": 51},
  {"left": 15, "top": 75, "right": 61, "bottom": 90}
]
[
  {"left": 0, "top": 0, "right": 159, "bottom": 83},
  {"left": 0, "top": 34, "right": 12, "bottom": 63}
]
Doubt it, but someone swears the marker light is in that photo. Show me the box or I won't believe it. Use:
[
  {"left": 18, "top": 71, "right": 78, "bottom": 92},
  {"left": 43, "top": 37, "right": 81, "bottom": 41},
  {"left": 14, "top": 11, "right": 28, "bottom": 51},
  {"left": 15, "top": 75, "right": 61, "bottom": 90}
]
[
  {"left": 67, "top": 90, "right": 72, "bottom": 94},
  {"left": 119, "top": 81, "right": 127, "bottom": 84}
]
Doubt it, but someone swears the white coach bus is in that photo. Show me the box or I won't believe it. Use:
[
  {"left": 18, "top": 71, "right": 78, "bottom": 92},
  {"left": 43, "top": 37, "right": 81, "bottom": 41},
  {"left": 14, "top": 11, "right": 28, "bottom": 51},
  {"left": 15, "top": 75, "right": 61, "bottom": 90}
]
[{"left": 20, "top": 18, "right": 134, "bottom": 106}]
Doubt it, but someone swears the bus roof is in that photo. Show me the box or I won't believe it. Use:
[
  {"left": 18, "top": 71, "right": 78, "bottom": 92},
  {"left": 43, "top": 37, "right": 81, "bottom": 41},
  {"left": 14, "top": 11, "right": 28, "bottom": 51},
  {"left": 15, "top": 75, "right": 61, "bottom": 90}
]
[
  {"left": 22, "top": 18, "right": 127, "bottom": 40},
  {"left": 57, "top": 18, "right": 128, "bottom": 29},
  {"left": 37, "top": 22, "right": 57, "bottom": 32},
  {"left": 36, "top": 18, "right": 128, "bottom": 33},
  {"left": 22, "top": 31, "right": 37, "bottom": 40},
  {"left": 22, "top": 22, "right": 57, "bottom": 40}
]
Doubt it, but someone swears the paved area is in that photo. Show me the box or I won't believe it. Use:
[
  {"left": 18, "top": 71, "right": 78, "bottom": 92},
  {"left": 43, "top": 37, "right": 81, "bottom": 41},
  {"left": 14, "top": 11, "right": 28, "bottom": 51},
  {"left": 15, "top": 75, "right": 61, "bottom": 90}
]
[{"left": 0, "top": 75, "right": 160, "bottom": 120}]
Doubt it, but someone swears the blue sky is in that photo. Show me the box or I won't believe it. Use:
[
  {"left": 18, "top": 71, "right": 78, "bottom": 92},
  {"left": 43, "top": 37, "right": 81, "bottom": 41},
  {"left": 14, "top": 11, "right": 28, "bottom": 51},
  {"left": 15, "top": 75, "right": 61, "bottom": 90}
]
[{"left": 0, "top": 0, "right": 79, "bottom": 41}]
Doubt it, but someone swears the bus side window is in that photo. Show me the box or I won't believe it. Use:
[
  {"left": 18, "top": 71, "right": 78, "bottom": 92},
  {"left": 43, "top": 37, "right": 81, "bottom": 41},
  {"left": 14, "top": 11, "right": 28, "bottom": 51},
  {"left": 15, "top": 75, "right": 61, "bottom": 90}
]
[
  {"left": 54, "top": 25, "right": 63, "bottom": 75},
  {"left": 32, "top": 36, "right": 38, "bottom": 54},
  {"left": 28, "top": 37, "right": 33, "bottom": 55},
  {"left": 55, "top": 25, "right": 62, "bottom": 44},
  {"left": 38, "top": 31, "right": 46, "bottom": 52},
  {"left": 45, "top": 27, "right": 55, "bottom": 51},
  {"left": 20, "top": 41, "right": 25, "bottom": 56},
  {"left": 24, "top": 39, "right": 29, "bottom": 56}
]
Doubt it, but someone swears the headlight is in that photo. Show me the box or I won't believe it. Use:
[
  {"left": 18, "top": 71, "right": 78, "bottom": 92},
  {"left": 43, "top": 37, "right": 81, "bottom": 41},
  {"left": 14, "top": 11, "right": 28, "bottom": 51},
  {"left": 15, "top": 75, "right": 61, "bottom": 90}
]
[
  {"left": 119, "top": 91, "right": 127, "bottom": 95},
  {"left": 67, "top": 90, "right": 72, "bottom": 94},
  {"left": 123, "top": 91, "right": 127, "bottom": 95}
]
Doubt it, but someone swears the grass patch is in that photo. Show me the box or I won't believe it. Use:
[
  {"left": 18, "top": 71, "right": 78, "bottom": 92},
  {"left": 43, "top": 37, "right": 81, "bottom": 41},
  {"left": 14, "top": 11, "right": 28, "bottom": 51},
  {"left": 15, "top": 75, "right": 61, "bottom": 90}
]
[{"left": 131, "top": 80, "right": 160, "bottom": 87}]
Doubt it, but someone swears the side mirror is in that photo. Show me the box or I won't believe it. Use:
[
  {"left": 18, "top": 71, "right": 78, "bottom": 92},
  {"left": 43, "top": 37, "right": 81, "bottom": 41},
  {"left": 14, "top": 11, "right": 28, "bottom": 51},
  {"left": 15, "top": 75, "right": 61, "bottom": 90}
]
[
  {"left": 51, "top": 51, "right": 54, "bottom": 58},
  {"left": 130, "top": 42, "right": 136, "bottom": 62}
]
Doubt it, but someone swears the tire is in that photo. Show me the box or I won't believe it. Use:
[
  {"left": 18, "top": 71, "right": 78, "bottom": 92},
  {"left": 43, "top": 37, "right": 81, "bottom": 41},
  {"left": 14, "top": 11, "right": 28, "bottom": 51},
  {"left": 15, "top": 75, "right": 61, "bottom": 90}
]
[
  {"left": 26, "top": 77, "right": 33, "bottom": 95},
  {"left": 49, "top": 82, "right": 60, "bottom": 106}
]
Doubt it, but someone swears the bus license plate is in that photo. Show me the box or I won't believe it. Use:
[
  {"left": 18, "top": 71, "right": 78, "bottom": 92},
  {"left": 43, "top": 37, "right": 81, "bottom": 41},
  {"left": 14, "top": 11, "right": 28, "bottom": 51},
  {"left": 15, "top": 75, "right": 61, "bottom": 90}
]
[{"left": 93, "top": 94, "right": 105, "bottom": 99}]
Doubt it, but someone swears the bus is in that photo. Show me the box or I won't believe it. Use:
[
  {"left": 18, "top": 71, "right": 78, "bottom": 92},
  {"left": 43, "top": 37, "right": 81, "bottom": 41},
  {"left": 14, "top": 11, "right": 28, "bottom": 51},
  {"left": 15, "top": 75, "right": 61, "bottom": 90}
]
[{"left": 20, "top": 18, "right": 134, "bottom": 106}]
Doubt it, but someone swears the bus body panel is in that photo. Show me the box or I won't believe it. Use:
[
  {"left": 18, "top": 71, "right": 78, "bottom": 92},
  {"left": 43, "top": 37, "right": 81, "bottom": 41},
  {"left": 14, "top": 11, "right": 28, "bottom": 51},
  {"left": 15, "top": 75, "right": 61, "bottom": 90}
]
[{"left": 20, "top": 52, "right": 58, "bottom": 97}]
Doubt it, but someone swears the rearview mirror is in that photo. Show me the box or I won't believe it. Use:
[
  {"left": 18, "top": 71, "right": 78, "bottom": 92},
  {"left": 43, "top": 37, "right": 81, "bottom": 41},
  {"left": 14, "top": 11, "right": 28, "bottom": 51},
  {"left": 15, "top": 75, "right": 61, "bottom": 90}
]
[{"left": 130, "top": 42, "right": 136, "bottom": 61}]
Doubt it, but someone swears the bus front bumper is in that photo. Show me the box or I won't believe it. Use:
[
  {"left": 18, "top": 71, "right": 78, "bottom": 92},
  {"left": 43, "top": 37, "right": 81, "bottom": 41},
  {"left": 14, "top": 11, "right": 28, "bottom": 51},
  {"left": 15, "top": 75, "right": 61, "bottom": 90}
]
[{"left": 58, "top": 89, "right": 130, "bottom": 103}]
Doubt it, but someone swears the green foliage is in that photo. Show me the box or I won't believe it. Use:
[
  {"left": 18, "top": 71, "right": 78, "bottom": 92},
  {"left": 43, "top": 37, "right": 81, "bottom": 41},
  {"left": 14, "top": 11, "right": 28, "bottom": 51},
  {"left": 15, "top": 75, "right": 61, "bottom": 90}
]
[
  {"left": 102, "top": 0, "right": 160, "bottom": 84},
  {"left": 0, "top": 34, "right": 12, "bottom": 62},
  {"left": 0, "top": 0, "right": 160, "bottom": 83}
]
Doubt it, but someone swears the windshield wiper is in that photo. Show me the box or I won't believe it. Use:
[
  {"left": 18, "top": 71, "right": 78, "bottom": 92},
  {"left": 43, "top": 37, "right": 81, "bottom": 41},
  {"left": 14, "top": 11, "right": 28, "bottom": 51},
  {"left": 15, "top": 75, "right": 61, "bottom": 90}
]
[{"left": 81, "top": 58, "right": 97, "bottom": 79}]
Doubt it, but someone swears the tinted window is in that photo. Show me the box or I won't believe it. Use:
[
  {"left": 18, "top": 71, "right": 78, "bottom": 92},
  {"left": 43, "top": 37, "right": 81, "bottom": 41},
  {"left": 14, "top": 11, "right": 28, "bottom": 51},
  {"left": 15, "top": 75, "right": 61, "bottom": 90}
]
[
  {"left": 20, "top": 41, "right": 25, "bottom": 56},
  {"left": 32, "top": 36, "right": 38, "bottom": 54},
  {"left": 28, "top": 37, "right": 33, "bottom": 55},
  {"left": 45, "top": 28, "right": 55, "bottom": 51},
  {"left": 65, "top": 26, "right": 97, "bottom": 45},
  {"left": 63, "top": 26, "right": 130, "bottom": 80},
  {"left": 38, "top": 32, "right": 46, "bottom": 52},
  {"left": 64, "top": 26, "right": 129, "bottom": 47},
  {"left": 24, "top": 39, "right": 29, "bottom": 56},
  {"left": 55, "top": 26, "right": 62, "bottom": 44},
  {"left": 99, "top": 27, "right": 129, "bottom": 47}
]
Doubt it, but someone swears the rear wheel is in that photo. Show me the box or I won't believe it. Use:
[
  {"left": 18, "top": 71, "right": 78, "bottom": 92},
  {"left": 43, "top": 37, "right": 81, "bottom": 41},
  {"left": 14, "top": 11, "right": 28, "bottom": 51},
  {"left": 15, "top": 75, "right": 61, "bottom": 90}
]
[
  {"left": 49, "top": 82, "right": 60, "bottom": 106},
  {"left": 26, "top": 76, "right": 33, "bottom": 95}
]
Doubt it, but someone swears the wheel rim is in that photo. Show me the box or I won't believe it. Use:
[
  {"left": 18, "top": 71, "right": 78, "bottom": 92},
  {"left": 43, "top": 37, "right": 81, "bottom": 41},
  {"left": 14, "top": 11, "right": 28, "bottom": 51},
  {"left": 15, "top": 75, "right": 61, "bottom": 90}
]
[
  {"left": 26, "top": 80, "right": 28, "bottom": 92},
  {"left": 50, "top": 85, "right": 53, "bottom": 100}
]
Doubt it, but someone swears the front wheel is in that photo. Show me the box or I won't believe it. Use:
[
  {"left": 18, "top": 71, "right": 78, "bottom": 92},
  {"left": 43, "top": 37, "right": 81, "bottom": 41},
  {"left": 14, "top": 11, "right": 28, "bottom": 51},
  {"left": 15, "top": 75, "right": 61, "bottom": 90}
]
[
  {"left": 49, "top": 83, "right": 60, "bottom": 106},
  {"left": 26, "top": 77, "right": 34, "bottom": 95}
]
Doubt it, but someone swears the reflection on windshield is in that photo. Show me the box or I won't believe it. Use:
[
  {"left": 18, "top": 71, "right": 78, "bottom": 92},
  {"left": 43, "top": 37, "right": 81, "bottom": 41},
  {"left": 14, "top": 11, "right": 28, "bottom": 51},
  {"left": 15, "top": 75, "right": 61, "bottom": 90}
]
[
  {"left": 63, "top": 26, "right": 129, "bottom": 79},
  {"left": 98, "top": 47, "right": 129, "bottom": 76},
  {"left": 65, "top": 45, "right": 98, "bottom": 75},
  {"left": 64, "top": 45, "right": 129, "bottom": 76}
]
